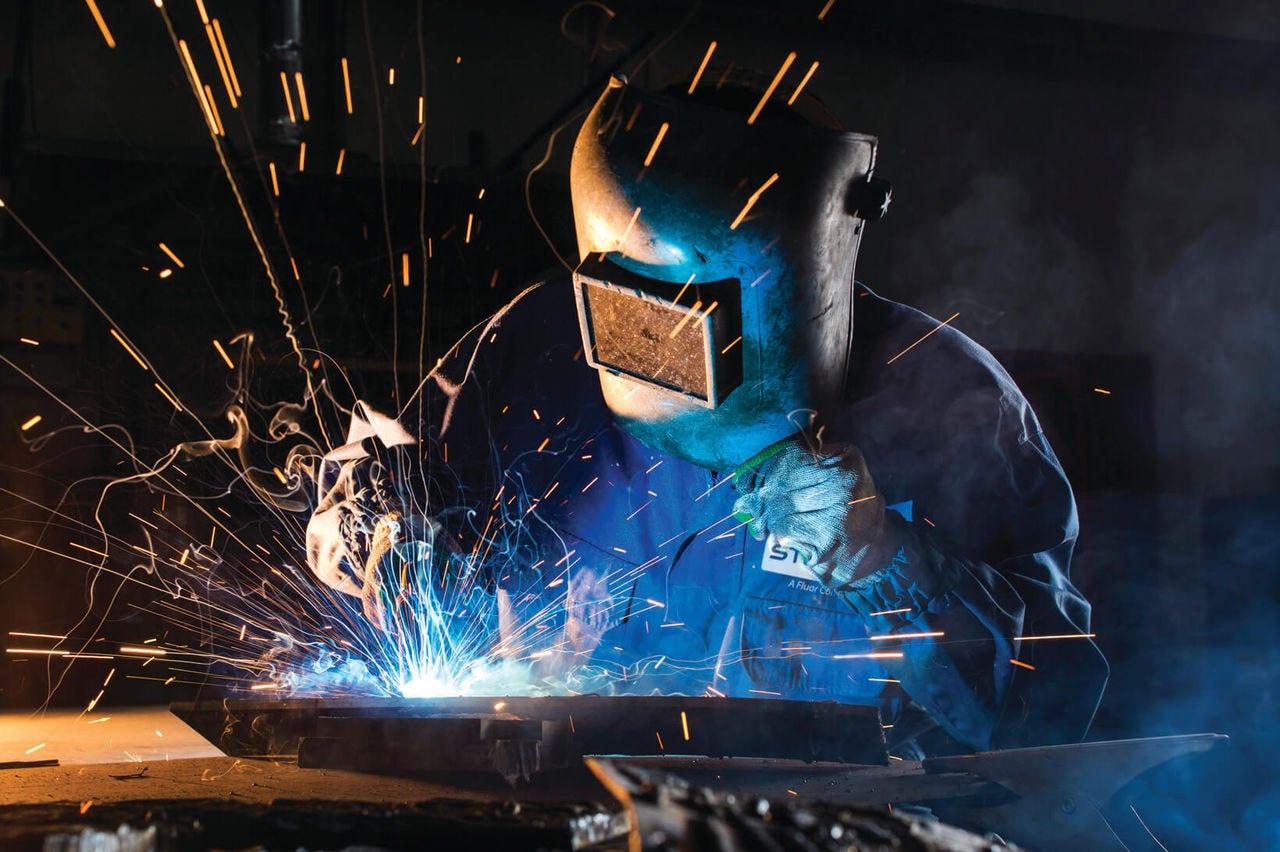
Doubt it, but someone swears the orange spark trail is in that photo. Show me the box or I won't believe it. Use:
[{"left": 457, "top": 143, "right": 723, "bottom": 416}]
[
  {"left": 886, "top": 312, "right": 959, "bottom": 365},
  {"left": 84, "top": 0, "right": 116, "bottom": 48},
  {"left": 788, "top": 61, "right": 820, "bottom": 105},
  {"left": 688, "top": 41, "right": 717, "bottom": 94},
  {"left": 748, "top": 53, "right": 797, "bottom": 125},
  {"left": 643, "top": 122, "right": 670, "bottom": 167},
  {"left": 341, "top": 57, "right": 354, "bottom": 113},
  {"left": 729, "top": 173, "right": 780, "bottom": 230}
]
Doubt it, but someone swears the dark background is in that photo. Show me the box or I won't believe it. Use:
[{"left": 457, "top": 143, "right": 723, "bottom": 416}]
[{"left": 0, "top": 0, "right": 1276, "bottom": 846}]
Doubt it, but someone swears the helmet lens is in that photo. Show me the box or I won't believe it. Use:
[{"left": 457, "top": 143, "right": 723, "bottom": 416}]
[{"left": 573, "top": 257, "right": 743, "bottom": 407}]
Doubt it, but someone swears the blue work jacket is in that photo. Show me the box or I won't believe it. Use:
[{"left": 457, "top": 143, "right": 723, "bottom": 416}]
[{"left": 416, "top": 277, "right": 1107, "bottom": 753}]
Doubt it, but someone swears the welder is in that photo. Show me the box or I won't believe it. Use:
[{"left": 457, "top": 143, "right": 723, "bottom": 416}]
[{"left": 306, "top": 72, "right": 1107, "bottom": 756}]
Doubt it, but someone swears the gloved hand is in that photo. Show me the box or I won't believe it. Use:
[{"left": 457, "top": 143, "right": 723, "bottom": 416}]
[{"left": 731, "top": 441, "right": 891, "bottom": 588}]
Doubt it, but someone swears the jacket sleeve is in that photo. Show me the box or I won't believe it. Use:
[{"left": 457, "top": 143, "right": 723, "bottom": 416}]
[{"left": 835, "top": 387, "right": 1108, "bottom": 751}]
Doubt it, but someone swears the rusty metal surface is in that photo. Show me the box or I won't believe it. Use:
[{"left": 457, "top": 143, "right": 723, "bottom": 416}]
[{"left": 171, "top": 695, "right": 889, "bottom": 766}]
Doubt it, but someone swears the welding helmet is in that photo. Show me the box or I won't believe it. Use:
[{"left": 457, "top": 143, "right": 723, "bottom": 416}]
[{"left": 570, "top": 75, "right": 889, "bottom": 471}]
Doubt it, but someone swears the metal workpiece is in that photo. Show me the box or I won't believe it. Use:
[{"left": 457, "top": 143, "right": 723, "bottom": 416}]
[
  {"left": 167, "top": 698, "right": 1228, "bottom": 850},
  {"left": 171, "top": 695, "right": 890, "bottom": 769}
]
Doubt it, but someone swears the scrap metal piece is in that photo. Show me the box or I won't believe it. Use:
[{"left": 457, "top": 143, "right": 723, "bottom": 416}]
[{"left": 588, "top": 758, "right": 1020, "bottom": 851}]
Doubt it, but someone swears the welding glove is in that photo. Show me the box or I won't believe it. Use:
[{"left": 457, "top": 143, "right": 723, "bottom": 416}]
[{"left": 731, "top": 441, "right": 891, "bottom": 589}]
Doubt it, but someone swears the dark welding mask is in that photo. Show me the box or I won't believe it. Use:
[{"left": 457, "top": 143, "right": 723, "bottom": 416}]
[{"left": 570, "top": 75, "right": 889, "bottom": 470}]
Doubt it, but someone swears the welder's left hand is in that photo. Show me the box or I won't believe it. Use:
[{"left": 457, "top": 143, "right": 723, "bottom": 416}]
[{"left": 731, "top": 441, "right": 891, "bottom": 588}]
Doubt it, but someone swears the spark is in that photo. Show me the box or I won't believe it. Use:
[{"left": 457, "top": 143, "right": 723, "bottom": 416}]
[
  {"left": 537, "top": 437, "right": 550, "bottom": 452},
  {"left": 20, "top": 415, "right": 42, "bottom": 432},
  {"left": 87, "top": 717, "right": 110, "bottom": 724},
  {"left": 202, "top": 84, "right": 226, "bottom": 135},
  {"left": 886, "top": 312, "right": 959, "bottom": 365},
  {"left": 749, "top": 689, "right": 782, "bottom": 696},
  {"left": 788, "top": 61, "right": 820, "bottom": 105},
  {"left": 417, "top": 95, "right": 425, "bottom": 124},
  {"left": 747, "top": 53, "right": 796, "bottom": 125},
  {"left": 614, "top": 206, "right": 643, "bottom": 256},
  {"left": 831, "top": 651, "right": 904, "bottom": 659},
  {"left": 582, "top": 476, "right": 598, "bottom": 492},
  {"left": 1130, "top": 804, "right": 1171, "bottom": 851},
  {"left": 268, "top": 162, "right": 280, "bottom": 197},
  {"left": 643, "top": 122, "right": 670, "bottom": 167},
  {"left": 868, "top": 631, "right": 943, "bottom": 641},
  {"left": 153, "top": 383, "right": 182, "bottom": 412},
  {"left": 869, "top": 607, "right": 912, "bottom": 617},
  {"left": 729, "top": 173, "right": 780, "bottom": 230},
  {"left": 177, "top": 40, "right": 218, "bottom": 136},
  {"left": 680, "top": 710, "right": 690, "bottom": 741},
  {"left": 1015, "top": 633, "right": 1096, "bottom": 641},
  {"left": 19, "top": 337, "right": 39, "bottom": 345},
  {"left": 868, "top": 677, "right": 901, "bottom": 683},
  {"left": 493, "top": 701, "right": 506, "bottom": 711},
  {"left": 688, "top": 41, "right": 717, "bottom": 94},
  {"left": 1010, "top": 659, "right": 1036, "bottom": 671},
  {"left": 465, "top": 213, "right": 474, "bottom": 243},
  {"left": 787, "top": 789, "right": 798, "bottom": 796},
  {"left": 120, "top": 646, "right": 168, "bottom": 656},
  {"left": 84, "top": 0, "right": 116, "bottom": 48},
  {"left": 194, "top": 0, "right": 208, "bottom": 24},
  {"left": 211, "top": 338, "right": 234, "bottom": 369},
  {"left": 655, "top": 731, "right": 665, "bottom": 750},
  {"left": 401, "top": 252, "right": 410, "bottom": 286},
  {"left": 158, "top": 268, "right": 173, "bottom": 279},
  {"left": 720, "top": 336, "right": 742, "bottom": 354},
  {"left": 388, "top": 67, "right": 396, "bottom": 86},
  {"left": 626, "top": 500, "right": 653, "bottom": 521},
  {"left": 668, "top": 300, "right": 703, "bottom": 338},
  {"left": 25, "top": 743, "right": 46, "bottom": 755},
  {"left": 298, "top": 141, "right": 307, "bottom": 172},
  {"left": 109, "top": 329, "right": 149, "bottom": 371},
  {"left": 818, "top": 0, "right": 837, "bottom": 20},
  {"left": 1094, "top": 387, "right": 1112, "bottom": 395},
  {"left": 848, "top": 494, "right": 877, "bottom": 505},
  {"left": 341, "top": 57, "right": 353, "bottom": 114},
  {"left": 158, "top": 242, "right": 185, "bottom": 268},
  {"left": 205, "top": 23, "right": 237, "bottom": 108},
  {"left": 8, "top": 631, "right": 66, "bottom": 640},
  {"left": 211, "top": 20, "right": 240, "bottom": 97},
  {"left": 6, "top": 648, "right": 67, "bottom": 655},
  {"left": 335, "top": 148, "right": 346, "bottom": 175},
  {"left": 294, "top": 71, "right": 311, "bottom": 121},
  {"left": 670, "top": 272, "right": 701, "bottom": 305},
  {"left": 279, "top": 71, "right": 296, "bottom": 124}
]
